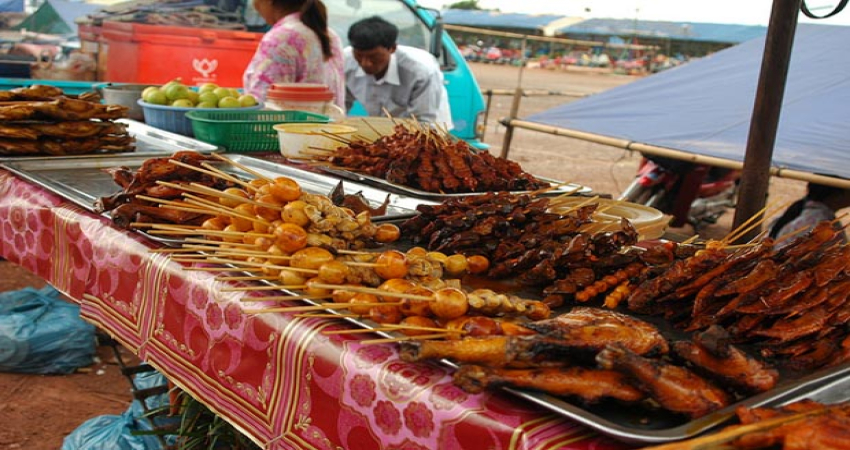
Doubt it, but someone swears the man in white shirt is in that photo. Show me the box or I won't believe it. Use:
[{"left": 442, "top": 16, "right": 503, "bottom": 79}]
[{"left": 344, "top": 16, "right": 452, "bottom": 128}]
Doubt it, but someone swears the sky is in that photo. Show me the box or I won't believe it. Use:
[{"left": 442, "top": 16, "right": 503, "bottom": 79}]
[{"left": 416, "top": 1, "right": 850, "bottom": 27}]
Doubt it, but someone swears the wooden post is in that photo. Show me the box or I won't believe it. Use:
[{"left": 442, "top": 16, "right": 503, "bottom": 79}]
[
  {"left": 500, "top": 38, "right": 527, "bottom": 159},
  {"left": 481, "top": 89, "right": 494, "bottom": 141},
  {"left": 732, "top": 0, "right": 802, "bottom": 242}
]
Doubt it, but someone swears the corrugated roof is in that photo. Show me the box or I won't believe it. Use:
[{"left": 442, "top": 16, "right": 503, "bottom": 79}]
[
  {"left": 442, "top": 9, "right": 568, "bottom": 31},
  {"left": 558, "top": 18, "right": 767, "bottom": 44}
]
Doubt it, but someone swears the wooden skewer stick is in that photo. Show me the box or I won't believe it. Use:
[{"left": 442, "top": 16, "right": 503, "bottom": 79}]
[
  {"left": 197, "top": 257, "right": 318, "bottom": 274},
  {"left": 335, "top": 249, "right": 376, "bottom": 256},
  {"left": 639, "top": 404, "right": 841, "bottom": 450},
  {"left": 180, "top": 194, "right": 269, "bottom": 226},
  {"left": 549, "top": 195, "right": 600, "bottom": 213},
  {"left": 182, "top": 181, "right": 273, "bottom": 211},
  {"left": 722, "top": 199, "right": 792, "bottom": 245},
  {"left": 294, "top": 313, "right": 362, "bottom": 318},
  {"left": 199, "top": 161, "right": 255, "bottom": 191},
  {"left": 309, "top": 283, "right": 432, "bottom": 301},
  {"left": 322, "top": 327, "right": 400, "bottom": 335},
  {"left": 222, "top": 284, "right": 305, "bottom": 292},
  {"left": 184, "top": 237, "right": 257, "bottom": 247},
  {"left": 131, "top": 222, "right": 202, "bottom": 229},
  {"left": 133, "top": 195, "right": 213, "bottom": 216},
  {"left": 166, "top": 159, "right": 253, "bottom": 191},
  {"left": 216, "top": 275, "right": 276, "bottom": 281},
  {"left": 211, "top": 153, "right": 273, "bottom": 182},
  {"left": 240, "top": 293, "right": 326, "bottom": 302},
  {"left": 149, "top": 247, "right": 212, "bottom": 254},
  {"left": 360, "top": 333, "right": 452, "bottom": 345},
  {"left": 681, "top": 234, "right": 701, "bottom": 245},
  {"left": 245, "top": 302, "right": 401, "bottom": 314},
  {"left": 182, "top": 266, "right": 263, "bottom": 272},
  {"left": 147, "top": 228, "right": 273, "bottom": 239},
  {"left": 379, "top": 323, "right": 466, "bottom": 334}
]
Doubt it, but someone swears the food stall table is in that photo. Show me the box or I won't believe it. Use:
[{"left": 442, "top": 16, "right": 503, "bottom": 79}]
[{"left": 0, "top": 168, "right": 632, "bottom": 450}]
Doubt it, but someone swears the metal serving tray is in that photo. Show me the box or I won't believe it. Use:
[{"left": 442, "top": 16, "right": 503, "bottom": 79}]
[
  {"left": 254, "top": 277, "right": 850, "bottom": 444},
  {"left": 0, "top": 119, "right": 219, "bottom": 162},
  {"left": 1, "top": 153, "right": 435, "bottom": 234},
  {"left": 317, "top": 165, "right": 593, "bottom": 199}
]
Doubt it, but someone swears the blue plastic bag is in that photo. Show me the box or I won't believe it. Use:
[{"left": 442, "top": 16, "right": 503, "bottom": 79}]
[
  {"left": 63, "top": 370, "right": 174, "bottom": 450},
  {"left": 0, "top": 286, "right": 96, "bottom": 374},
  {"left": 61, "top": 409, "right": 165, "bottom": 450}
]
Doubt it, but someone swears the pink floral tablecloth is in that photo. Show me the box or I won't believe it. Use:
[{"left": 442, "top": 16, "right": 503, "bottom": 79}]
[{"left": 0, "top": 169, "right": 632, "bottom": 450}]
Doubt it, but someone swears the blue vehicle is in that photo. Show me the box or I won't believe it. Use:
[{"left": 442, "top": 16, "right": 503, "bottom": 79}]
[{"left": 323, "top": 0, "right": 487, "bottom": 148}]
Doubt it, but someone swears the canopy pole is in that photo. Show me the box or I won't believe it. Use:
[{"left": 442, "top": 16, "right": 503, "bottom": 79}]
[
  {"left": 505, "top": 118, "right": 850, "bottom": 190},
  {"left": 500, "top": 37, "right": 528, "bottom": 158},
  {"left": 733, "top": 0, "right": 802, "bottom": 243}
]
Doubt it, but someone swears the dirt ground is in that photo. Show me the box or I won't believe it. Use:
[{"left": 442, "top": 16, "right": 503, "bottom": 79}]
[{"left": 0, "top": 62, "right": 808, "bottom": 449}]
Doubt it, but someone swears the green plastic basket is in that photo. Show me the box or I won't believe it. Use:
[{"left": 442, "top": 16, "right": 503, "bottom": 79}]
[{"left": 185, "top": 109, "right": 330, "bottom": 152}]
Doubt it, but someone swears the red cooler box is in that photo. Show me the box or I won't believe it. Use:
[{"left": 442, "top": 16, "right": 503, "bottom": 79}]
[{"left": 101, "top": 21, "right": 262, "bottom": 86}]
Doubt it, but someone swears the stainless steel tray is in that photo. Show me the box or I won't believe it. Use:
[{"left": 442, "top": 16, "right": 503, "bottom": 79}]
[
  {"left": 0, "top": 119, "right": 219, "bottom": 162},
  {"left": 1, "top": 153, "right": 435, "bottom": 231},
  {"left": 317, "top": 165, "right": 592, "bottom": 199},
  {"left": 508, "top": 360, "right": 850, "bottom": 444},
  {"left": 252, "top": 278, "right": 850, "bottom": 444}
]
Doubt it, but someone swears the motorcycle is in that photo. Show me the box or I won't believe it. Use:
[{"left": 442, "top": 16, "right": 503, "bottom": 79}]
[{"left": 618, "top": 155, "right": 740, "bottom": 230}]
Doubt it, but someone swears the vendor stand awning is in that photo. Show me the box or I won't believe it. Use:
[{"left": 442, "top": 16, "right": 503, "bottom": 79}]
[
  {"left": 524, "top": 23, "right": 850, "bottom": 181},
  {"left": 0, "top": 168, "right": 629, "bottom": 450}
]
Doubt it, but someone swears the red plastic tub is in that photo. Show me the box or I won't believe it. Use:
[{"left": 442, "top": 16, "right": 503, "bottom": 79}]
[{"left": 100, "top": 21, "right": 262, "bottom": 87}]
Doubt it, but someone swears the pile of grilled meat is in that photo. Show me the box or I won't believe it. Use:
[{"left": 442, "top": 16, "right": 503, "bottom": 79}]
[
  {"left": 0, "top": 85, "right": 134, "bottom": 156},
  {"left": 325, "top": 123, "right": 550, "bottom": 193}
]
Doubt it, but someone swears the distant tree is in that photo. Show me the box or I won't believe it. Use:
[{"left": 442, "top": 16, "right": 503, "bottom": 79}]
[{"left": 447, "top": 0, "right": 482, "bottom": 10}]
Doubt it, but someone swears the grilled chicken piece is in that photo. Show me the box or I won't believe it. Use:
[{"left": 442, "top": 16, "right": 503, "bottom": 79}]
[
  {"left": 597, "top": 344, "right": 731, "bottom": 419},
  {"left": 673, "top": 325, "right": 778, "bottom": 394},
  {"left": 523, "top": 307, "right": 669, "bottom": 356},
  {"left": 0, "top": 97, "right": 127, "bottom": 121},
  {"left": 399, "top": 335, "right": 572, "bottom": 368},
  {"left": 453, "top": 365, "right": 645, "bottom": 403},
  {"left": 0, "top": 84, "right": 65, "bottom": 101},
  {"left": 734, "top": 400, "right": 850, "bottom": 450},
  {"left": 0, "top": 133, "right": 134, "bottom": 156},
  {"left": 110, "top": 203, "right": 208, "bottom": 229},
  {"left": 0, "top": 120, "right": 128, "bottom": 140}
]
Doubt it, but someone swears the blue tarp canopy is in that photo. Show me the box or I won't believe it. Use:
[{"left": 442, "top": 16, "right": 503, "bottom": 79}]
[
  {"left": 12, "top": 0, "right": 100, "bottom": 35},
  {"left": 525, "top": 23, "right": 850, "bottom": 179},
  {"left": 0, "top": 0, "right": 24, "bottom": 13}
]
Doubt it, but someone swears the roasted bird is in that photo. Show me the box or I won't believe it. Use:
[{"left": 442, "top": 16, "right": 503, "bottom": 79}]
[
  {"left": 0, "top": 84, "right": 66, "bottom": 101},
  {"left": 0, "top": 134, "right": 134, "bottom": 156},
  {"left": 597, "top": 344, "right": 731, "bottom": 419},
  {"left": 0, "top": 97, "right": 127, "bottom": 121},
  {"left": 0, "top": 120, "right": 128, "bottom": 140},
  {"left": 453, "top": 365, "right": 646, "bottom": 404},
  {"left": 733, "top": 400, "right": 850, "bottom": 450},
  {"left": 673, "top": 325, "right": 778, "bottom": 394},
  {"left": 522, "top": 307, "right": 669, "bottom": 356},
  {"left": 399, "top": 335, "right": 576, "bottom": 368},
  {"left": 95, "top": 151, "right": 233, "bottom": 228},
  {"left": 0, "top": 85, "right": 130, "bottom": 157}
]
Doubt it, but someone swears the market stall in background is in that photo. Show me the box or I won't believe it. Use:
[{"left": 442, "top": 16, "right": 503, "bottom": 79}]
[{"left": 2, "top": 1, "right": 850, "bottom": 449}]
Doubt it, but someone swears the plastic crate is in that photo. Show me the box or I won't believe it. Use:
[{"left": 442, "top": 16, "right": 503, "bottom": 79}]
[
  {"left": 139, "top": 100, "right": 263, "bottom": 137},
  {"left": 186, "top": 109, "right": 330, "bottom": 152}
]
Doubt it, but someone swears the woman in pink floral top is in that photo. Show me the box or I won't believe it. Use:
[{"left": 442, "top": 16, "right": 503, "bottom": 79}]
[{"left": 243, "top": 0, "right": 344, "bottom": 108}]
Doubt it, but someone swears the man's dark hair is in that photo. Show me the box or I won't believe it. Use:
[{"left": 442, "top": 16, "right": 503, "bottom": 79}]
[{"left": 348, "top": 16, "right": 398, "bottom": 50}]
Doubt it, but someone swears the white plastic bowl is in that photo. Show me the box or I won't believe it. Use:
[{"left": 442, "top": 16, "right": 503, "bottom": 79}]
[{"left": 273, "top": 123, "right": 357, "bottom": 159}]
